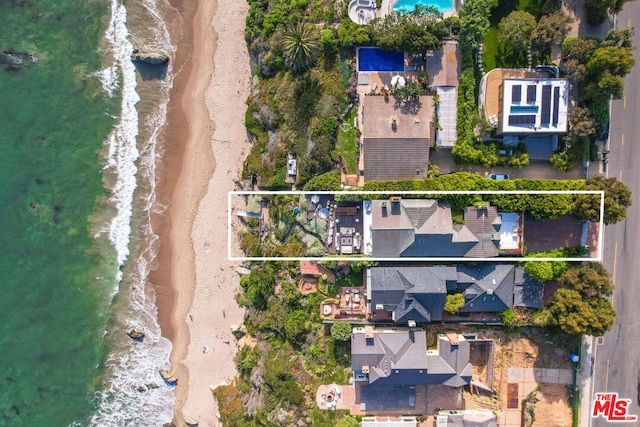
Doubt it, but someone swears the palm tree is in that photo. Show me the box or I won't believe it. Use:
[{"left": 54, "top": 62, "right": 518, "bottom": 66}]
[{"left": 282, "top": 22, "right": 320, "bottom": 74}]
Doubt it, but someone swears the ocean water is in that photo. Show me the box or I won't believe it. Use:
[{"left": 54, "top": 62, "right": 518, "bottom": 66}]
[{"left": 0, "top": 0, "right": 177, "bottom": 425}]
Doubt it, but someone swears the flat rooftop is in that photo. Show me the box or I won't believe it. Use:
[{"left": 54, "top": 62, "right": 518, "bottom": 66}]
[
  {"left": 499, "top": 78, "right": 569, "bottom": 134},
  {"left": 425, "top": 40, "right": 460, "bottom": 87},
  {"left": 481, "top": 68, "right": 540, "bottom": 124},
  {"left": 362, "top": 94, "right": 433, "bottom": 140}
]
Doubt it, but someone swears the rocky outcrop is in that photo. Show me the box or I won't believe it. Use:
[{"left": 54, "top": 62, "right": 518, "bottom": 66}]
[
  {"left": 130, "top": 49, "right": 169, "bottom": 65},
  {"left": 0, "top": 50, "right": 37, "bottom": 71},
  {"left": 127, "top": 329, "right": 145, "bottom": 342},
  {"left": 159, "top": 369, "right": 177, "bottom": 385}
]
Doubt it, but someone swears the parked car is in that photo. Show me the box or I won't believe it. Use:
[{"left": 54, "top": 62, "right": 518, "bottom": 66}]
[{"left": 487, "top": 174, "right": 510, "bottom": 180}]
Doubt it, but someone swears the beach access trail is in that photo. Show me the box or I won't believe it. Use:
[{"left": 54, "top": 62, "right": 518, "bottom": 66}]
[{"left": 154, "top": 0, "right": 252, "bottom": 424}]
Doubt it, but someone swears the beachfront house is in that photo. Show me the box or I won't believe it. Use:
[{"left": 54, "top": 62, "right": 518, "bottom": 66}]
[
  {"left": 351, "top": 327, "right": 472, "bottom": 411},
  {"left": 365, "top": 264, "right": 543, "bottom": 323},
  {"left": 365, "top": 197, "right": 522, "bottom": 258}
]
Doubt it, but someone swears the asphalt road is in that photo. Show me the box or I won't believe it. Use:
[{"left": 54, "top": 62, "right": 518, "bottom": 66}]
[{"left": 590, "top": 2, "right": 640, "bottom": 425}]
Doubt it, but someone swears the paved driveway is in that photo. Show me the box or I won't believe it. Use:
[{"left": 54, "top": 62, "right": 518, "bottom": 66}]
[{"left": 431, "top": 149, "right": 584, "bottom": 180}]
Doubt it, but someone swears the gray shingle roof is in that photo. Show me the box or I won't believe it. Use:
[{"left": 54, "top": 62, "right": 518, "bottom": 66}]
[
  {"left": 456, "top": 264, "right": 515, "bottom": 312},
  {"left": 514, "top": 266, "right": 544, "bottom": 308},
  {"left": 363, "top": 138, "right": 430, "bottom": 182},
  {"left": 370, "top": 199, "right": 484, "bottom": 258},
  {"left": 464, "top": 207, "right": 501, "bottom": 257},
  {"left": 370, "top": 267, "right": 453, "bottom": 322},
  {"left": 351, "top": 329, "right": 472, "bottom": 387},
  {"left": 369, "top": 264, "right": 522, "bottom": 320}
]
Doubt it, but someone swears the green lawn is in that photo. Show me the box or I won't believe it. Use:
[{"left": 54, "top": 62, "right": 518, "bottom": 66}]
[
  {"left": 335, "top": 270, "right": 364, "bottom": 288},
  {"left": 483, "top": 28, "right": 499, "bottom": 71},
  {"left": 483, "top": 0, "right": 533, "bottom": 70},
  {"left": 336, "top": 107, "right": 359, "bottom": 174}
]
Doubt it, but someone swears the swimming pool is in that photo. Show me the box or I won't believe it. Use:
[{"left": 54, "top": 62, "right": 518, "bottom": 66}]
[
  {"left": 393, "top": 0, "right": 452, "bottom": 12},
  {"left": 358, "top": 48, "right": 404, "bottom": 72}
]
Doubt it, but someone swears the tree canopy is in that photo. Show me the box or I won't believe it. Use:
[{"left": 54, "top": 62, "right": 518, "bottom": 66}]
[
  {"left": 282, "top": 22, "right": 321, "bottom": 74},
  {"left": 530, "top": 12, "right": 573, "bottom": 51},
  {"left": 569, "top": 107, "right": 596, "bottom": 138},
  {"left": 458, "top": 0, "right": 496, "bottom": 53},
  {"left": 498, "top": 11, "right": 537, "bottom": 49},
  {"left": 549, "top": 288, "right": 616, "bottom": 335},
  {"left": 240, "top": 265, "right": 277, "bottom": 309},
  {"left": 561, "top": 36, "right": 600, "bottom": 83},
  {"left": 284, "top": 309, "right": 309, "bottom": 341},
  {"left": 558, "top": 263, "right": 613, "bottom": 298},
  {"left": 573, "top": 175, "right": 633, "bottom": 224},
  {"left": 524, "top": 258, "right": 568, "bottom": 282},
  {"left": 373, "top": 6, "right": 449, "bottom": 55}
]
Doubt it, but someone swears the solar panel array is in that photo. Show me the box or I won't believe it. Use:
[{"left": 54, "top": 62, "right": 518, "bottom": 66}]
[
  {"left": 540, "top": 85, "right": 552, "bottom": 125},
  {"left": 552, "top": 87, "right": 560, "bottom": 126},
  {"left": 527, "top": 85, "right": 537, "bottom": 103},
  {"left": 512, "top": 85, "right": 521, "bottom": 102},
  {"left": 508, "top": 114, "right": 536, "bottom": 126}
]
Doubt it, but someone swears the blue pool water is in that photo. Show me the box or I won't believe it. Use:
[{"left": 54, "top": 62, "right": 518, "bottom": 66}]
[
  {"left": 511, "top": 105, "right": 539, "bottom": 113},
  {"left": 358, "top": 48, "right": 405, "bottom": 72},
  {"left": 393, "top": 0, "right": 452, "bottom": 12}
]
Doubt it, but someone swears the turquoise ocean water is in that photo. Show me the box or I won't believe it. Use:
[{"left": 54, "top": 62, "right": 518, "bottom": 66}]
[{"left": 0, "top": 0, "right": 177, "bottom": 425}]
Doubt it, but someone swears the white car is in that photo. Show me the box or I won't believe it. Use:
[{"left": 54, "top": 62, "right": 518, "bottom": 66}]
[{"left": 487, "top": 174, "right": 510, "bottom": 180}]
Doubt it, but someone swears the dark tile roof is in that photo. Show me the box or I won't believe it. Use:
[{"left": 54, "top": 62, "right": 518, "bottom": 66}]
[
  {"left": 363, "top": 138, "right": 430, "bottom": 182},
  {"left": 368, "top": 264, "right": 521, "bottom": 321},
  {"left": 351, "top": 329, "right": 472, "bottom": 388},
  {"left": 370, "top": 267, "right": 453, "bottom": 322},
  {"left": 463, "top": 207, "right": 501, "bottom": 257},
  {"left": 370, "top": 200, "right": 481, "bottom": 258},
  {"left": 514, "top": 266, "right": 544, "bottom": 309},
  {"left": 352, "top": 328, "right": 428, "bottom": 386},
  {"left": 456, "top": 264, "right": 515, "bottom": 312}
]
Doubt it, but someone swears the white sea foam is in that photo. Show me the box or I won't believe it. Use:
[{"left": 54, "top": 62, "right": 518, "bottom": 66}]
[{"left": 91, "top": 0, "right": 177, "bottom": 425}]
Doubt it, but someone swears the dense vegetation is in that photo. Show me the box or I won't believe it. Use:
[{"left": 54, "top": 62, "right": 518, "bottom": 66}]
[
  {"left": 218, "top": 261, "right": 353, "bottom": 425},
  {"left": 559, "top": 29, "right": 635, "bottom": 161},
  {"left": 362, "top": 172, "right": 631, "bottom": 223}
]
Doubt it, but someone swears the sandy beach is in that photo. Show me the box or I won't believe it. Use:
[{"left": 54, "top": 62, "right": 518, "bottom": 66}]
[{"left": 152, "top": 0, "right": 252, "bottom": 425}]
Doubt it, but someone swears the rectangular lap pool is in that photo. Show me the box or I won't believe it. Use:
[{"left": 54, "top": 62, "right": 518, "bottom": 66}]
[
  {"left": 358, "top": 48, "right": 404, "bottom": 72},
  {"left": 393, "top": 0, "right": 452, "bottom": 12}
]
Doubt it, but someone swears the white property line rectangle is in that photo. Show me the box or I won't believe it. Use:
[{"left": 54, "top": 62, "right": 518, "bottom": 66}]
[{"left": 228, "top": 190, "right": 605, "bottom": 262}]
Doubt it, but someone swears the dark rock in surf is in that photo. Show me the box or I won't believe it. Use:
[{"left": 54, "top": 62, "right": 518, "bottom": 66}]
[
  {"left": 159, "top": 369, "right": 177, "bottom": 385},
  {"left": 127, "top": 329, "right": 145, "bottom": 342},
  {"left": 130, "top": 49, "right": 169, "bottom": 65},
  {"left": 0, "top": 50, "right": 37, "bottom": 72}
]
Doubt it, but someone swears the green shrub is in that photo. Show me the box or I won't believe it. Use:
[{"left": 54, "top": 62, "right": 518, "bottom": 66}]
[
  {"left": 503, "top": 309, "right": 516, "bottom": 326},
  {"left": 550, "top": 152, "right": 575, "bottom": 172},
  {"left": 444, "top": 294, "right": 465, "bottom": 314},
  {"left": 331, "top": 322, "right": 353, "bottom": 341},
  {"left": 304, "top": 170, "right": 342, "bottom": 191},
  {"left": 284, "top": 309, "right": 309, "bottom": 341},
  {"left": 235, "top": 346, "right": 261, "bottom": 378}
]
